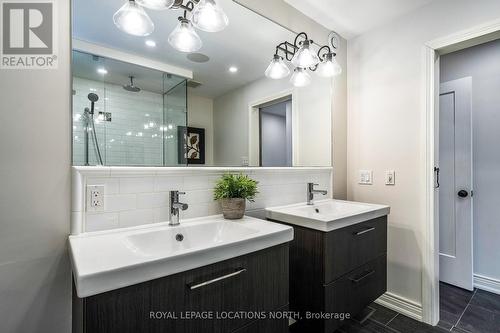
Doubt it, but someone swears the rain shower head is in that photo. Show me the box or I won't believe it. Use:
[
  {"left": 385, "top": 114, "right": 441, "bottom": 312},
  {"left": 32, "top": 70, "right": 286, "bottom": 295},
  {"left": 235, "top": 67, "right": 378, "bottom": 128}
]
[{"left": 123, "top": 76, "right": 141, "bottom": 93}]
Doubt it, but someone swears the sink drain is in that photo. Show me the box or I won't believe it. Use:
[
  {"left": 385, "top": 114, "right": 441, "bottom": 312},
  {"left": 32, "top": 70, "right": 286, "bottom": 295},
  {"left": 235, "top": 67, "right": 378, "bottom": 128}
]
[
  {"left": 315, "top": 208, "right": 320, "bottom": 213},
  {"left": 175, "top": 233, "right": 184, "bottom": 242}
]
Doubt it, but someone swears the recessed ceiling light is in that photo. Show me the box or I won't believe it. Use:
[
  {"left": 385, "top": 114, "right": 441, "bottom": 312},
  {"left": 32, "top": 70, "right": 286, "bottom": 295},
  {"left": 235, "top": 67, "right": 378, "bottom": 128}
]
[
  {"left": 229, "top": 66, "right": 238, "bottom": 73},
  {"left": 145, "top": 39, "right": 156, "bottom": 47},
  {"left": 97, "top": 68, "right": 108, "bottom": 75}
]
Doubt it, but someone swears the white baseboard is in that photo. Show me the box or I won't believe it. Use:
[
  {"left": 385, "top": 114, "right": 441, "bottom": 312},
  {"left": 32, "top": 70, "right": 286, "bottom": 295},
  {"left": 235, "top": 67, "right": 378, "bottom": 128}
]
[
  {"left": 474, "top": 274, "right": 500, "bottom": 295},
  {"left": 375, "top": 292, "right": 423, "bottom": 322}
]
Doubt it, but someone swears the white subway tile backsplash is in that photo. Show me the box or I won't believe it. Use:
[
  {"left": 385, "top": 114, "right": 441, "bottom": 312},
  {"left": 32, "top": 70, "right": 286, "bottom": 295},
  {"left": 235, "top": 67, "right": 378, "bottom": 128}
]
[
  {"left": 87, "top": 177, "right": 119, "bottom": 195},
  {"left": 183, "top": 175, "right": 210, "bottom": 190},
  {"left": 86, "top": 213, "right": 119, "bottom": 232},
  {"left": 155, "top": 176, "right": 183, "bottom": 192},
  {"left": 120, "top": 177, "right": 154, "bottom": 193},
  {"left": 104, "top": 194, "right": 137, "bottom": 212},
  {"left": 73, "top": 167, "right": 332, "bottom": 233},
  {"left": 137, "top": 192, "right": 169, "bottom": 209},
  {"left": 153, "top": 207, "right": 170, "bottom": 223},
  {"left": 119, "top": 209, "right": 154, "bottom": 228}
]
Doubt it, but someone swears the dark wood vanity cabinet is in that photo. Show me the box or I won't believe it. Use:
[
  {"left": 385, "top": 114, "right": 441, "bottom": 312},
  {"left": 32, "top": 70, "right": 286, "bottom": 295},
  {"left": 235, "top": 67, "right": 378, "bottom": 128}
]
[
  {"left": 276, "top": 216, "right": 388, "bottom": 333},
  {"left": 73, "top": 244, "right": 289, "bottom": 333}
]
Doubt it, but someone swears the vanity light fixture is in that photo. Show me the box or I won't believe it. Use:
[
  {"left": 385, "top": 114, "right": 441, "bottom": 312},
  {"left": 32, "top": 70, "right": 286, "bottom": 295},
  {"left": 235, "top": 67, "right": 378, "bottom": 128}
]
[
  {"left": 114, "top": 0, "right": 228, "bottom": 53},
  {"left": 265, "top": 54, "right": 290, "bottom": 79},
  {"left": 191, "top": 0, "right": 228, "bottom": 32},
  {"left": 136, "top": 0, "right": 175, "bottom": 10},
  {"left": 290, "top": 68, "right": 311, "bottom": 87},
  {"left": 168, "top": 17, "right": 202, "bottom": 52},
  {"left": 113, "top": 0, "right": 154, "bottom": 37},
  {"left": 266, "top": 31, "right": 342, "bottom": 87}
]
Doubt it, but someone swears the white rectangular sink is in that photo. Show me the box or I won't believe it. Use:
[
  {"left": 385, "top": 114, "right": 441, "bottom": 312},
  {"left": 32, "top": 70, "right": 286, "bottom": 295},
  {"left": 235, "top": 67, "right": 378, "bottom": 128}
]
[
  {"left": 69, "top": 215, "right": 293, "bottom": 298},
  {"left": 266, "top": 199, "right": 390, "bottom": 232}
]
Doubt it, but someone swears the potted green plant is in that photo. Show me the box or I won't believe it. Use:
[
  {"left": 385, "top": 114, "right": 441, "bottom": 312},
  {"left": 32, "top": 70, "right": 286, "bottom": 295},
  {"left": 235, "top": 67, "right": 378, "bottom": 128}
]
[{"left": 214, "top": 173, "right": 259, "bottom": 219}]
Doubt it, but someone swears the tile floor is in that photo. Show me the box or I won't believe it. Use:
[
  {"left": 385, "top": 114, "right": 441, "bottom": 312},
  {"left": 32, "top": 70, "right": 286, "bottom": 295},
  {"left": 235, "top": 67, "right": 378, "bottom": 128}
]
[{"left": 304, "top": 283, "right": 500, "bottom": 333}]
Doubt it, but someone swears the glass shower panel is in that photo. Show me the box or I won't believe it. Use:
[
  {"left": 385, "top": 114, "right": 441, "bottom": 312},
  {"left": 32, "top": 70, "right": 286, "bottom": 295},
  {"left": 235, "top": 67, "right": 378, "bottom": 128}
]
[
  {"left": 72, "top": 52, "right": 106, "bottom": 166},
  {"left": 163, "top": 79, "right": 188, "bottom": 166},
  {"left": 72, "top": 50, "right": 188, "bottom": 166}
]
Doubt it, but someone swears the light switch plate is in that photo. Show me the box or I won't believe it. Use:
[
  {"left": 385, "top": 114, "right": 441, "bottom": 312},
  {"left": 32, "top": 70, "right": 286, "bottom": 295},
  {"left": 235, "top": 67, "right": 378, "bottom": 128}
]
[
  {"left": 385, "top": 170, "right": 396, "bottom": 185},
  {"left": 359, "top": 170, "right": 373, "bottom": 185},
  {"left": 86, "top": 185, "right": 104, "bottom": 212}
]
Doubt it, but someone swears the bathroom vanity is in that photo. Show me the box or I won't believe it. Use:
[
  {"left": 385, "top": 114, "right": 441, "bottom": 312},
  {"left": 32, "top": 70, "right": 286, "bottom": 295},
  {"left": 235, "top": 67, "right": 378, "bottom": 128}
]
[
  {"left": 70, "top": 216, "right": 293, "bottom": 333},
  {"left": 266, "top": 199, "right": 390, "bottom": 333}
]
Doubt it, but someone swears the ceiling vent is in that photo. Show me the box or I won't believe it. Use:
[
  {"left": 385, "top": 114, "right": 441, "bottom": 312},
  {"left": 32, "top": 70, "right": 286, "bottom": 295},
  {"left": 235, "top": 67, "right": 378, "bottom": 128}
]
[{"left": 187, "top": 80, "right": 202, "bottom": 88}]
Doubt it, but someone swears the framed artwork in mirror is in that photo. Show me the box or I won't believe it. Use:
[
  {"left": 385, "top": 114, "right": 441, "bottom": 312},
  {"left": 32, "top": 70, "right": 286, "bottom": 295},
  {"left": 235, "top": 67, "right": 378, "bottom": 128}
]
[{"left": 178, "top": 126, "right": 205, "bottom": 165}]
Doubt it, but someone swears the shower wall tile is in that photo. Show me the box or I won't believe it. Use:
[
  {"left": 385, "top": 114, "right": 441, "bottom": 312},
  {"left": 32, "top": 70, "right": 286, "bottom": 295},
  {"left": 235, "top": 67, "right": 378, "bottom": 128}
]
[
  {"left": 72, "top": 167, "right": 333, "bottom": 233},
  {"left": 72, "top": 77, "right": 183, "bottom": 167}
]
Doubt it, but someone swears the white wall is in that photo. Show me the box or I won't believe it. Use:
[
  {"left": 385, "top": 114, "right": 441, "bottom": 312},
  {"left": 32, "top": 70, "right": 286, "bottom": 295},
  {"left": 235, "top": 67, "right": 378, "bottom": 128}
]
[
  {"left": 234, "top": 0, "right": 348, "bottom": 199},
  {"left": 0, "top": 0, "right": 72, "bottom": 332},
  {"left": 347, "top": 0, "right": 500, "bottom": 306},
  {"left": 213, "top": 75, "right": 332, "bottom": 167},
  {"left": 187, "top": 91, "right": 214, "bottom": 166},
  {"left": 440, "top": 39, "right": 500, "bottom": 283}
]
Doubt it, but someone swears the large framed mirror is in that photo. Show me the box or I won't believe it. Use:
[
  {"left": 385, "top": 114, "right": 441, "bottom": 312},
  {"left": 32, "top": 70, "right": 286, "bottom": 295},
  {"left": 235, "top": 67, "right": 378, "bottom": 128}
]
[{"left": 72, "top": 0, "right": 333, "bottom": 167}]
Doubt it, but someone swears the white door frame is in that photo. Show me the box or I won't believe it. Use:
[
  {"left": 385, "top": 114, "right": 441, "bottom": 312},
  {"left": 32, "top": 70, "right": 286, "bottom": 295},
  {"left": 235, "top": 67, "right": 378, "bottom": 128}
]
[{"left": 422, "top": 18, "right": 500, "bottom": 325}]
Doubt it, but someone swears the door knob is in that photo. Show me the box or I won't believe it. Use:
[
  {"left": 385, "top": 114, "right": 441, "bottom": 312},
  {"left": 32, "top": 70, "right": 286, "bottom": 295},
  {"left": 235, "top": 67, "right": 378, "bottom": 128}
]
[{"left": 458, "top": 190, "right": 469, "bottom": 198}]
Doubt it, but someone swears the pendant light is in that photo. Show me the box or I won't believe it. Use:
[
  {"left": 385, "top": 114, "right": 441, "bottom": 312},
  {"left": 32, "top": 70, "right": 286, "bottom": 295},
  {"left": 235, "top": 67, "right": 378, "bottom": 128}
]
[
  {"left": 113, "top": 0, "right": 154, "bottom": 36},
  {"left": 316, "top": 53, "right": 342, "bottom": 78},
  {"left": 168, "top": 17, "right": 202, "bottom": 52},
  {"left": 290, "top": 68, "right": 311, "bottom": 87},
  {"left": 265, "top": 55, "right": 290, "bottom": 80},
  {"left": 191, "top": 0, "right": 229, "bottom": 32},
  {"left": 136, "top": 0, "right": 175, "bottom": 10},
  {"left": 291, "top": 40, "right": 320, "bottom": 68}
]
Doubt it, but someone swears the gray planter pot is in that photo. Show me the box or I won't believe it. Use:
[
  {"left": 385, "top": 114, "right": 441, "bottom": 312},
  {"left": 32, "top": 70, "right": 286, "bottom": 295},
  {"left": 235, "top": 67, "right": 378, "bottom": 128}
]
[{"left": 220, "top": 198, "right": 246, "bottom": 219}]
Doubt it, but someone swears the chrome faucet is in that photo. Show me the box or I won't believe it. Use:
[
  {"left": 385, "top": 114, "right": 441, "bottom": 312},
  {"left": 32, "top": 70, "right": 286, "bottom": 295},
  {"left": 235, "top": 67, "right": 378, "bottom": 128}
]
[
  {"left": 307, "top": 183, "right": 328, "bottom": 205},
  {"left": 169, "top": 190, "right": 188, "bottom": 226}
]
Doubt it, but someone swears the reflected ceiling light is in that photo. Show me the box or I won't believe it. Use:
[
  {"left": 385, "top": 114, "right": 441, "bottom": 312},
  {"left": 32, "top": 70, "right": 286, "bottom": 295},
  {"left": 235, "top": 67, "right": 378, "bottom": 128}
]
[
  {"left": 113, "top": 0, "right": 154, "bottom": 37},
  {"left": 136, "top": 0, "right": 175, "bottom": 10},
  {"left": 265, "top": 54, "right": 290, "bottom": 79},
  {"left": 291, "top": 39, "right": 319, "bottom": 68},
  {"left": 145, "top": 39, "right": 157, "bottom": 47},
  {"left": 192, "top": 0, "right": 229, "bottom": 32},
  {"left": 168, "top": 17, "right": 202, "bottom": 52},
  {"left": 228, "top": 66, "right": 238, "bottom": 73},
  {"left": 290, "top": 68, "right": 311, "bottom": 87},
  {"left": 97, "top": 68, "right": 108, "bottom": 75},
  {"left": 316, "top": 52, "right": 342, "bottom": 78},
  {"left": 267, "top": 31, "right": 342, "bottom": 86}
]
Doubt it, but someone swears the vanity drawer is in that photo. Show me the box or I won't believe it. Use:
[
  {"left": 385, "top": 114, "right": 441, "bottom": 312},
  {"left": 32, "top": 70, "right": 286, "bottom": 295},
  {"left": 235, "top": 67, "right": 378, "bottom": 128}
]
[
  {"left": 82, "top": 244, "right": 289, "bottom": 333},
  {"left": 324, "top": 216, "right": 387, "bottom": 283},
  {"left": 323, "top": 255, "right": 387, "bottom": 333}
]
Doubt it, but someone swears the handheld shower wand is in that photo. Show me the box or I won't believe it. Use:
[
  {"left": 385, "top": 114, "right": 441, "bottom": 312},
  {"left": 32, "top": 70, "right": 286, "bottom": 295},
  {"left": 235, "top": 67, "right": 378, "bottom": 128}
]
[{"left": 84, "top": 93, "right": 104, "bottom": 166}]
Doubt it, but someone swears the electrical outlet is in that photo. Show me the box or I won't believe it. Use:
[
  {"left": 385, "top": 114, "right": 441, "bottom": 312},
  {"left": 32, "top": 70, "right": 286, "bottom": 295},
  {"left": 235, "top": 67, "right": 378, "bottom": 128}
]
[
  {"left": 87, "top": 185, "right": 104, "bottom": 212},
  {"left": 359, "top": 170, "right": 373, "bottom": 185},
  {"left": 385, "top": 170, "right": 396, "bottom": 185}
]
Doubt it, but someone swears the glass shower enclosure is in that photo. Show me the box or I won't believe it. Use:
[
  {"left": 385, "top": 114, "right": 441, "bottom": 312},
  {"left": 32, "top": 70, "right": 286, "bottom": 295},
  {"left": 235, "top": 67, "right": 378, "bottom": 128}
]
[{"left": 72, "top": 50, "right": 188, "bottom": 166}]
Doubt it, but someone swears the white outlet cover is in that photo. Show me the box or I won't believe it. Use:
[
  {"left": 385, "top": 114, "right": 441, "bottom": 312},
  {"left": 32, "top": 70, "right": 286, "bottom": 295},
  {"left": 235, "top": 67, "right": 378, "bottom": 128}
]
[
  {"left": 359, "top": 170, "right": 373, "bottom": 185},
  {"left": 86, "top": 185, "right": 104, "bottom": 212}
]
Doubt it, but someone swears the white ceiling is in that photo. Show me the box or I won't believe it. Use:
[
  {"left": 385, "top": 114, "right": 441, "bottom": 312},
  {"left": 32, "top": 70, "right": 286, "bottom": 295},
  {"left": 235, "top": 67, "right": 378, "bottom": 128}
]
[
  {"left": 72, "top": 0, "right": 295, "bottom": 98},
  {"left": 284, "top": 0, "right": 437, "bottom": 39}
]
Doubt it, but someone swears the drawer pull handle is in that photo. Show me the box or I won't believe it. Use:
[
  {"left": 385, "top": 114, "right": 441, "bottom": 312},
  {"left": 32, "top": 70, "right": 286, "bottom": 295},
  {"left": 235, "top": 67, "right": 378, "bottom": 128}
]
[
  {"left": 349, "top": 270, "right": 375, "bottom": 283},
  {"left": 354, "top": 227, "right": 376, "bottom": 236},
  {"left": 188, "top": 268, "right": 246, "bottom": 290}
]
